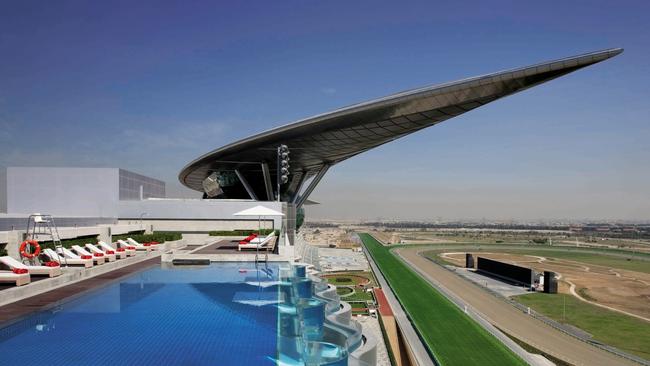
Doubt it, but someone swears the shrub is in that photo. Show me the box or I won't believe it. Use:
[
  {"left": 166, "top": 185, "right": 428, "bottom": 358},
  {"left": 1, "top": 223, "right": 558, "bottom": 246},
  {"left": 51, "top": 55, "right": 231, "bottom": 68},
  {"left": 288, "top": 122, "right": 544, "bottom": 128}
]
[
  {"left": 26, "top": 231, "right": 181, "bottom": 253},
  {"left": 112, "top": 231, "right": 182, "bottom": 244},
  {"left": 331, "top": 277, "right": 353, "bottom": 284},
  {"left": 39, "top": 235, "right": 100, "bottom": 250},
  {"left": 111, "top": 231, "right": 145, "bottom": 241},
  {"left": 209, "top": 229, "right": 279, "bottom": 237}
]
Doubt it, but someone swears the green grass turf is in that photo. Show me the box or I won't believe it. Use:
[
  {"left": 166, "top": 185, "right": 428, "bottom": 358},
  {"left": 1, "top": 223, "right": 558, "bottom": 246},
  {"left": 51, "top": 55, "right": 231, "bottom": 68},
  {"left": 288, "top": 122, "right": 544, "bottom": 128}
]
[
  {"left": 422, "top": 246, "right": 650, "bottom": 273},
  {"left": 360, "top": 233, "right": 525, "bottom": 366},
  {"left": 507, "top": 248, "right": 650, "bottom": 273},
  {"left": 515, "top": 293, "right": 650, "bottom": 360},
  {"left": 329, "top": 277, "right": 354, "bottom": 284},
  {"left": 336, "top": 287, "right": 354, "bottom": 295},
  {"left": 344, "top": 288, "right": 374, "bottom": 302},
  {"left": 336, "top": 287, "right": 354, "bottom": 296},
  {"left": 325, "top": 271, "right": 376, "bottom": 286}
]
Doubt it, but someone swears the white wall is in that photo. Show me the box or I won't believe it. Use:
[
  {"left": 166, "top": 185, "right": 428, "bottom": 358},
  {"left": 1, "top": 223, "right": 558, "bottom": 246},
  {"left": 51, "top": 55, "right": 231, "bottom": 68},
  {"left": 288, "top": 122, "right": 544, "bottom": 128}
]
[
  {"left": 118, "top": 219, "right": 273, "bottom": 232},
  {"left": 0, "top": 167, "right": 7, "bottom": 213},
  {"left": 6, "top": 167, "right": 119, "bottom": 217},
  {"left": 118, "top": 199, "right": 285, "bottom": 233}
]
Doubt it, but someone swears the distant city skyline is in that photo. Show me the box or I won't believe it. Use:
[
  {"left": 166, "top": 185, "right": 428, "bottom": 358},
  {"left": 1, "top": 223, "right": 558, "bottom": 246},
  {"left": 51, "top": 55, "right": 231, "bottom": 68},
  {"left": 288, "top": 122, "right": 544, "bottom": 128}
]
[{"left": 1, "top": 1, "right": 648, "bottom": 220}]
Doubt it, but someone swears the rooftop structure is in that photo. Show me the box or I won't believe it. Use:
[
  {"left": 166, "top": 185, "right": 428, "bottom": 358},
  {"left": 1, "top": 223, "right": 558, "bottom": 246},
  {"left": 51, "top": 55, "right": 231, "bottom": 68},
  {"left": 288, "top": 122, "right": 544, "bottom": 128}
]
[
  {"left": 179, "top": 48, "right": 623, "bottom": 208},
  {"left": 0, "top": 167, "right": 165, "bottom": 217}
]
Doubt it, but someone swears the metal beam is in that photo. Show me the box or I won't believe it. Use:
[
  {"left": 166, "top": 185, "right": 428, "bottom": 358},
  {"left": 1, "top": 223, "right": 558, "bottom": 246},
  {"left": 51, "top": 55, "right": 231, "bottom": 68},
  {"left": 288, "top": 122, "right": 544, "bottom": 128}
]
[
  {"left": 289, "top": 171, "right": 307, "bottom": 204},
  {"left": 296, "top": 165, "right": 329, "bottom": 209},
  {"left": 261, "top": 162, "right": 274, "bottom": 201},
  {"left": 235, "top": 169, "right": 258, "bottom": 200}
]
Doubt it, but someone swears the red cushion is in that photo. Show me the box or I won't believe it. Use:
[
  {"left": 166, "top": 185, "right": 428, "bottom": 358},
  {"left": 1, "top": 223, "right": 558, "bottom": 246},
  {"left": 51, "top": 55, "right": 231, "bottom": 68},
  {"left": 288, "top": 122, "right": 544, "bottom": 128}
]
[
  {"left": 143, "top": 243, "right": 152, "bottom": 247},
  {"left": 12, "top": 268, "right": 28, "bottom": 274},
  {"left": 242, "top": 234, "right": 257, "bottom": 243},
  {"left": 44, "top": 261, "right": 60, "bottom": 267},
  {"left": 93, "top": 253, "right": 104, "bottom": 257},
  {"left": 81, "top": 255, "right": 92, "bottom": 259},
  {"left": 116, "top": 248, "right": 126, "bottom": 252},
  {"left": 127, "top": 246, "right": 136, "bottom": 250},
  {"left": 106, "top": 250, "right": 115, "bottom": 254},
  {"left": 149, "top": 241, "right": 160, "bottom": 245}
]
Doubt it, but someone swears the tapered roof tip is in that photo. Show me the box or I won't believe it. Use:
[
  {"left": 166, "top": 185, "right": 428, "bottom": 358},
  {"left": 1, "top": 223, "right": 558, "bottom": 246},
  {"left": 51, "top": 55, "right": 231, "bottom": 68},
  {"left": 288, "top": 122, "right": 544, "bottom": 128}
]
[
  {"left": 609, "top": 47, "right": 624, "bottom": 55},
  {"left": 179, "top": 48, "right": 624, "bottom": 193}
]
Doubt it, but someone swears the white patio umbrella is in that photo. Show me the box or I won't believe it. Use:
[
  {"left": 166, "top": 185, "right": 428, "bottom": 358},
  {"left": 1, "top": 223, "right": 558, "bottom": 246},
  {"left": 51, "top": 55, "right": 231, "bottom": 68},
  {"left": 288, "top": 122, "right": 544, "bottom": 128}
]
[{"left": 233, "top": 205, "right": 284, "bottom": 259}]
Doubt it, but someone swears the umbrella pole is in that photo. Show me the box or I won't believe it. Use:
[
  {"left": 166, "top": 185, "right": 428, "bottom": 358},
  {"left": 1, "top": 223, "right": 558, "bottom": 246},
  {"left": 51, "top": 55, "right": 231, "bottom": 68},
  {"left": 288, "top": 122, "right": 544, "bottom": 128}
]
[{"left": 257, "top": 215, "right": 261, "bottom": 262}]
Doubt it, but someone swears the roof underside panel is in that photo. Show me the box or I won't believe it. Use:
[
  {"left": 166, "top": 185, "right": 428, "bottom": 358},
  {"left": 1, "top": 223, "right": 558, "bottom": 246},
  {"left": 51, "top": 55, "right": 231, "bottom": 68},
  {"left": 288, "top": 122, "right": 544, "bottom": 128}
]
[{"left": 179, "top": 48, "right": 622, "bottom": 192}]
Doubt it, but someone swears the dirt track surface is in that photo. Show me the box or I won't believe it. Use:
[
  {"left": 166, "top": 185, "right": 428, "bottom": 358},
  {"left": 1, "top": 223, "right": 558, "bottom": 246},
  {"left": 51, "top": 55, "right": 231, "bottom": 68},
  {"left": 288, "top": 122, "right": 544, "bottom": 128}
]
[
  {"left": 397, "top": 248, "right": 637, "bottom": 366},
  {"left": 444, "top": 252, "right": 650, "bottom": 320}
]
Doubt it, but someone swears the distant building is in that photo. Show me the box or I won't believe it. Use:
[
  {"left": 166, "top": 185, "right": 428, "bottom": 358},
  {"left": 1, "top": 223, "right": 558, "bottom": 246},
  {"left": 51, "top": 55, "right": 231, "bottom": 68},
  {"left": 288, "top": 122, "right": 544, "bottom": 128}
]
[
  {"left": 0, "top": 167, "right": 282, "bottom": 235},
  {"left": 0, "top": 167, "right": 165, "bottom": 217}
]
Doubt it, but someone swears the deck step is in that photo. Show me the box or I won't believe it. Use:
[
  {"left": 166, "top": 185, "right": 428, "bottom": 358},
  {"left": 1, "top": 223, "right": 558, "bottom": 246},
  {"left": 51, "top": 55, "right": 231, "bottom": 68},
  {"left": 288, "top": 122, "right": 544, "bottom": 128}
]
[{"left": 172, "top": 258, "right": 210, "bottom": 266}]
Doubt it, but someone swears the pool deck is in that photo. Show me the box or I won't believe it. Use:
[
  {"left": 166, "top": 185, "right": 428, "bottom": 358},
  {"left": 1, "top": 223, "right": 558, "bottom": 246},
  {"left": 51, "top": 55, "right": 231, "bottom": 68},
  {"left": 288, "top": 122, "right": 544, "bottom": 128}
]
[
  {"left": 162, "top": 238, "right": 297, "bottom": 263},
  {"left": 191, "top": 239, "right": 250, "bottom": 254},
  {"left": 0, "top": 255, "right": 161, "bottom": 326}
]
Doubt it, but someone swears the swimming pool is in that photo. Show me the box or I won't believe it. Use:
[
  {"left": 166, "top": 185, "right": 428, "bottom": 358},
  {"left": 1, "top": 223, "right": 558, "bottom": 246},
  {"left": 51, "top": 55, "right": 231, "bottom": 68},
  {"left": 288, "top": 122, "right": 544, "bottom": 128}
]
[{"left": 0, "top": 262, "right": 370, "bottom": 365}]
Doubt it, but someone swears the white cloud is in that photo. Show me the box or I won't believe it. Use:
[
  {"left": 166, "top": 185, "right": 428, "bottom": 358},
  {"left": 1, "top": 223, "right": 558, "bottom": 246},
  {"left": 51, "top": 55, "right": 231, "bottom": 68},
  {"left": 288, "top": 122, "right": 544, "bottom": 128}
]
[
  {"left": 120, "top": 121, "right": 228, "bottom": 150},
  {"left": 320, "top": 87, "right": 337, "bottom": 94},
  {"left": 0, "top": 117, "right": 15, "bottom": 143}
]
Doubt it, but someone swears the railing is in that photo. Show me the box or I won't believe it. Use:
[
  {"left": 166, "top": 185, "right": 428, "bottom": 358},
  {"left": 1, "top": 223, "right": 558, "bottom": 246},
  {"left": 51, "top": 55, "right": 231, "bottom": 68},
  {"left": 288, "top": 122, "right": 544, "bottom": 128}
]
[
  {"left": 294, "top": 234, "right": 321, "bottom": 270},
  {"left": 289, "top": 237, "right": 376, "bottom": 365},
  {"left": 423, "top": 256, "right": 650, "bottom": 366}
]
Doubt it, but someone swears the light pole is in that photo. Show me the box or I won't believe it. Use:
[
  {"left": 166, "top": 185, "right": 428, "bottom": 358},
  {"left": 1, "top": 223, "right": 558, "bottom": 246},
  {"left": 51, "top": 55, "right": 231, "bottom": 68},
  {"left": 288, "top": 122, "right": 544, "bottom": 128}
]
[
  {"left": 139, "top": 212, "right": 148, "bottom": 230},
  {"left": 277, "top": 144, "right": 290, "bottom": 201}
]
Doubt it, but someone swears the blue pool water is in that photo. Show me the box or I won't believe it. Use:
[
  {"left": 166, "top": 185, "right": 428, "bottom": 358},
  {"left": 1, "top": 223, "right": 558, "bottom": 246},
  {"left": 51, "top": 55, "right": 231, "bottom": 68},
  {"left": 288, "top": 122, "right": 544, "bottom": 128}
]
[{"left": 0, "top": 262, "right": 281, "bottom": 366}]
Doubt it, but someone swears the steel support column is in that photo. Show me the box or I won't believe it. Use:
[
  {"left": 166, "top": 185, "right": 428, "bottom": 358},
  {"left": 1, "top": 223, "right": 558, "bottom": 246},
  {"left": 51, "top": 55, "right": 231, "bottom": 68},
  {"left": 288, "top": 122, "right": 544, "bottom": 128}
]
[
  {"left": 289, "top": 171, "right": 307, "bottom": 204},
  {"left": 296, "top": 165, "right": 329, "bottom": 209},
  {"left": 261, "top": 162, "right": 274, "bottom": 201},
  {"left": 235, "top": 169, "right": 259, "bottom": 201}
]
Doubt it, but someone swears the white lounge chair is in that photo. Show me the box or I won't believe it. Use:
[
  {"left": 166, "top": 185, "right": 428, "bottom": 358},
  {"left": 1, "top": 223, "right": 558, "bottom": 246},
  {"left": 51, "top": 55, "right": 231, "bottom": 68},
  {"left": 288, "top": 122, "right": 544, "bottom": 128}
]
[
  {"left": 127, "top": 237, "right": 158, "bottom": 248},
  {"left": 248, "top": 232, "right": 275, "bottom": 244},
  {"left": 118, "top": 239, "right": 151, "bottom": 252},
  {"left": 85, "top": 243, "right": 117, "bottom": 262},
  {"left": 238, "top": 234, "right": 276, "bottom": 251},
  {"left": 94, "top": 241, "right": 128, "bottom": 259},
  {"left": 0, "top": 270, "right": 30, "bottom": 286},
  {"left": 0, "top": 255, "right": 62, "bottom": 277},
  {"left": 71, "top": 245, "right": 106, "bottom": 265},
  {"left": 98, "top": 241, "right": 134, "bottom": 258},
  {"left": 42, "top": 248, "right": 93, "bottom": 268}
]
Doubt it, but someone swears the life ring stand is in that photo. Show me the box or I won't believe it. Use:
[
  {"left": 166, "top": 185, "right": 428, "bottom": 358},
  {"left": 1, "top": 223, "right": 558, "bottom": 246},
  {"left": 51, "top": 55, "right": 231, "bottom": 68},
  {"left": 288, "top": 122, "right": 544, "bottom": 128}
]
[{"left": 19, "top": 239, "right": 41, "bottom": 259}]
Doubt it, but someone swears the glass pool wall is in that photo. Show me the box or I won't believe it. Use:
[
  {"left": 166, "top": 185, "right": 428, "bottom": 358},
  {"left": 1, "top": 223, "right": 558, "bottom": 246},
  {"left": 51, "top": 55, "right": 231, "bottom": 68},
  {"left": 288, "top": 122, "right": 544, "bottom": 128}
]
[{"left": 274, "top": 264, "right": 371, "bottom": 366}]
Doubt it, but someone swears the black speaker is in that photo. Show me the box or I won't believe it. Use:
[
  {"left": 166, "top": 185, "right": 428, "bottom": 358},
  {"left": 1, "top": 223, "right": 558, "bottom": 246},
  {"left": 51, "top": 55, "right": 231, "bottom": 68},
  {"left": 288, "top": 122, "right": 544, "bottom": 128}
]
[
  {"left": 544, "top": 271, "right": 558, "bottom": 294},
  {"left": 465, "top": 253, "right": 474, "bottom": 268}
]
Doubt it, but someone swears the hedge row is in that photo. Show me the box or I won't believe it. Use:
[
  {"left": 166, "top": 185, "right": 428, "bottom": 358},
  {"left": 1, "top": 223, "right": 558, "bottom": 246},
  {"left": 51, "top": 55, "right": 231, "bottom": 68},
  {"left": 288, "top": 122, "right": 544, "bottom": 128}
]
[
  {"left": 112, "top": 231, "right": 182, "bottom": 243},
  {"left": 38, "top": 231, "right": 182, "bottom": 250},
  {"left": 208, "top": 229, "right": 278, "bottom": 237},
  {"left": 39, "top": 235, "right": 101, "bottom": 250}
]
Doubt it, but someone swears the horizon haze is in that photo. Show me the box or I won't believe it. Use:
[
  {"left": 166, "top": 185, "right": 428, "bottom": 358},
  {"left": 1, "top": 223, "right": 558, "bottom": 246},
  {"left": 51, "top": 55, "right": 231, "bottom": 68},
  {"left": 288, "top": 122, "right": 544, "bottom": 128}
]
[{"left": 1, "top": 1, "right": 648, "bottom": 221}]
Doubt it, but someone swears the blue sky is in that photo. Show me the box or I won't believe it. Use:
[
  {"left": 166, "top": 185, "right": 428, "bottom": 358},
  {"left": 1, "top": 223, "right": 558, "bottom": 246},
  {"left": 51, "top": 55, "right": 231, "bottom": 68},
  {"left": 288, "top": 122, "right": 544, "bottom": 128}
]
[{"left": 1, "top": 1, "right": 648, "bottom": 221}]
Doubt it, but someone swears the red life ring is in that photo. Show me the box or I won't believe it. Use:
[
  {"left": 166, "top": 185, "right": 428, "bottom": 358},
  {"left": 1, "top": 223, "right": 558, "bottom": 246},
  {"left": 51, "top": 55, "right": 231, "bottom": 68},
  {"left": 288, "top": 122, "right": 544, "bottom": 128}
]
[{"left": 19, "top": 240, "right": 41, "bottom": 259}]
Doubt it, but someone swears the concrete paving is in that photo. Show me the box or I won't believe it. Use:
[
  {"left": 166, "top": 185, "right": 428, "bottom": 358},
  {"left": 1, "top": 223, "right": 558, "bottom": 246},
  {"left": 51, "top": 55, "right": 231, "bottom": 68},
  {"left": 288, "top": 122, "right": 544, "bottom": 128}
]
[
  {"left": 452, "top": 267, "right": 531, "bottom": 298},
  {"left": 397, "top": 247, "right": 639, "bottom": 366},
  {"left": 355, "top": 315, "right": 391, "bottom": 366},
  {"left": 0, "top": 243, "right": 177, "bottom": 307},
  {"left": 319, "top": 247, "right": 369, "bottom": 272},
  {"left": 0, "top": 256, "right": 162, "bottom": 324}
]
